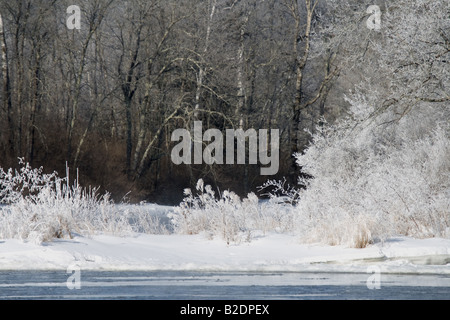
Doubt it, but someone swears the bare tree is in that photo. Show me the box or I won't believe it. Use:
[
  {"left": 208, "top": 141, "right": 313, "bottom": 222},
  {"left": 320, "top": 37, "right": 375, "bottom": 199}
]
[
  {"left": 64, "top": 0, "right": 114, "bottom": 164},
  {"left": 282, "top": 0, "right": 340, "bottom": 174}
]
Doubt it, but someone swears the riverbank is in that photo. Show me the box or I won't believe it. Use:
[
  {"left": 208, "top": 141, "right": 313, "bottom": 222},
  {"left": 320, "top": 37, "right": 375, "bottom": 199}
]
[{"left": 1, "top": 233, "right": 449, "bottom": 274}]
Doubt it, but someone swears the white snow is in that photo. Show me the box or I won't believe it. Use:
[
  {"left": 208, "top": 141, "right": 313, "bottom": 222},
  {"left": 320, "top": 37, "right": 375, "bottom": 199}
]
[{"left": 1, "top": 232, "right": 449, "bottom": 274}]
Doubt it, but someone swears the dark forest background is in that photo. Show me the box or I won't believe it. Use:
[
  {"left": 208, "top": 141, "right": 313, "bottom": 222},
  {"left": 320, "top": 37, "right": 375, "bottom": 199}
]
[{"left": 0, "top": 0, "right": 380, "bottom": 204}]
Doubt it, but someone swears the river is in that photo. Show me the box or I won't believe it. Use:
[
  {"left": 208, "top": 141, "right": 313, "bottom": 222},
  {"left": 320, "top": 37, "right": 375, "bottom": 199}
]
[{"left": 0, "top": 270, "right": 448, "bottom": 300}]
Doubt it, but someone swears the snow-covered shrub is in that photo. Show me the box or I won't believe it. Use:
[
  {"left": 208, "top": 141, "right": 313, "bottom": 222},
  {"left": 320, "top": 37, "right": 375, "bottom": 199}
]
[
  {"left": 0, "top": 158, "right": 58, "bottom": 204},
  {"left": 258, "top": 178, "right": 301, "bottom": 205},
  {"left": 294, "top": 97, "right": 450, "bottom": 247},
  {"left": 170, "top": 179, "right": 294, "bottom": 244},
  {"left": 0, "top": 160, "right": 166, "bottom": 243},
  {"left": 291, "top": 0, "right": 450, "bottom": 247},
  {"left": 120, "top": 203, "right": 172, "bottom": 235}
]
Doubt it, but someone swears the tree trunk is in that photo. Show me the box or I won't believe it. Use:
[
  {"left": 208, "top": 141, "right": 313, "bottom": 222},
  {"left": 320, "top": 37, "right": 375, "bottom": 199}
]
[
  {"left": 27, "top": 42, "right": 42, "bottom": 165},
  {"left": 0, "top": 13, "right": 14, "bottom": 157},
  {"left": 194, "top": 0, "right": 216, "bottom": 116},
  {"left": 290, "top": 0, "right": 315, "bottom": 173},
  {"left": 125, "top": 96, "right": 133, "bottom": 174}
]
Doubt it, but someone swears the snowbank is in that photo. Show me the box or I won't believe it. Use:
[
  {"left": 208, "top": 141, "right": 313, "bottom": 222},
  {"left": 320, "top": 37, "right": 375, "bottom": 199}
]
[{"left": 1, "top": 233, "right": 449, "bottom": 274}]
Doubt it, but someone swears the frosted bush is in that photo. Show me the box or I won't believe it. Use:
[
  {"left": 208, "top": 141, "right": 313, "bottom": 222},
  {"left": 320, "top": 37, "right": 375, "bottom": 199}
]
[
  {"left": 0, "top": 160, "right": 166, "bottom": 243},
  {"left": 120, "top": 203, "right": 172, "bottom": 235},
  {"left": 294, "top": 99, "right": 450, "bottom": 247},
  {"left": 170, "top": 179, "right": 295, "bottom": 244},
  {"left": 0, "top": 158, "right": 58, "bottom": 204}
]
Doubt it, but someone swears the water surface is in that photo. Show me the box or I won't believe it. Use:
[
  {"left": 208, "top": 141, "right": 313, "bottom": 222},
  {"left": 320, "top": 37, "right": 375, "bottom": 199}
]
[{"left": 0, "top": 271, "right": 448, "bottom": 300}]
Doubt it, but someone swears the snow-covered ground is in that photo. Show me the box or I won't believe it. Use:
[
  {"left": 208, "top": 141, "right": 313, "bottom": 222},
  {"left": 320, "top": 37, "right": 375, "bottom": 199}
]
[
  {"left": 1, "top": 232, "right": 449, "bottom": 274},
  {"left": 1, "top": 203, "right": 449, "bottom": 274}
]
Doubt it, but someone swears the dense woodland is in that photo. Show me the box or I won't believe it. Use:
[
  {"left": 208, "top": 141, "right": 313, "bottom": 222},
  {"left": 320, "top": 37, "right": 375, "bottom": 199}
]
[{"left": 0, "top": 0, "right": 448, "bottom": 205}]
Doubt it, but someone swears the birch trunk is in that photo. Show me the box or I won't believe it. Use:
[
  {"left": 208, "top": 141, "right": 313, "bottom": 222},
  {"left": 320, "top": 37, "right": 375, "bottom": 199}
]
[
  {"left": 290, "top": 0, "right": 315, "bottom": 161},
  {"left": 194, "top": 0, "right": 216, "bottom": 117}
]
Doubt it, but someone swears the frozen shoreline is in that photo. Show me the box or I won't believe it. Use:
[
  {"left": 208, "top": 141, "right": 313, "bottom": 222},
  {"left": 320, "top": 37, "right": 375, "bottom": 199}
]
[{"left": 1, "top": 233, "right": 449, "bottom": 274}]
